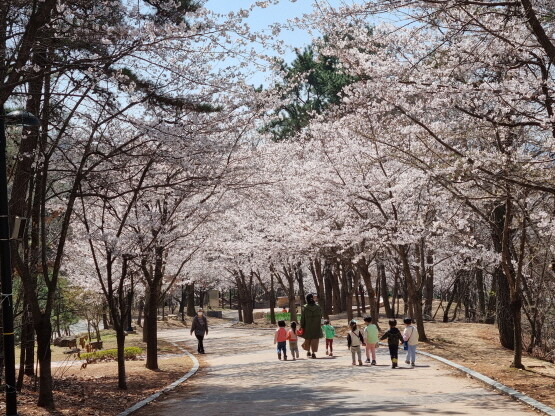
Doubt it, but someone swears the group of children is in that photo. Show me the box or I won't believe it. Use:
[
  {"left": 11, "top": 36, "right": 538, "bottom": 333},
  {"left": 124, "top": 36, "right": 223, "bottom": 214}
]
[
  {"left": 274, "top": 320, "right": 300, "bottom": 361},
  {"left": 377, "top": 317, "right": 418, "bottom": 368},
  {"left": 274, "top": 316, "right": 419, "bottom": 368}
]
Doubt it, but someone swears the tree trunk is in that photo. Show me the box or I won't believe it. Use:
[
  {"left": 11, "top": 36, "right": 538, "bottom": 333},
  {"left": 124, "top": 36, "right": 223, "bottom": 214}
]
[
  {"left": 380, "top": 264, "right": 393, "bottom": 318},
  {"left": 198, "top": 290, "right": 205, "bottom": 310},
  {"left": 424, "top": 257, "right": 434, "bottom": 318},
  {"left": 288, "top": 297, "right": 296, "bottom": 323},
  {"left": 137, "top": 298, "right": 144, "bottom": 327},
  {"left": 343, "top": 261, "right": 356, "bottom": 322},
  {"left": 358, "top": 259, "right": 377, "bottom": 323},
  {"left": 359, "top": 284, "right": 366, "bottom": 314},
  {"left": 345, "top": 288, "right": 353, "bottom": 322},
  {"left": 116, "top": 326, "right": 127, "bottom": 389},
  {"left": 235, "top": 270, "right": 255, "bottom": 324},
  {"left": 398, "top": 245, "right": 427, "bottom": 341},
  {"left": 485, "top": 273, "right": 497, "bottom": 324},
  {"left": 238, "top": 299, "right": 243, "bottom": 322},
  {"left": 142, "top": 290, "right": 150, "bottom": 343},
  {"left": 17, "top": 303, "right": 31, "bottom": 391},
  {"left": 36, "top": 317, "right": 54, "bottom": 408},
  {"left": 392, "top": 269, "right": 399, "bottom": 317},
  {"left": 295, "top": 263, "right": 306, "bottom": 310},
  {"left": 178, "top": 286, "right": 186, "bottom": 321},
  {"left": 309, "top": 258, "right": 327, "bottom": 319},
  {"left": 324, "top": 272, "right": 333, "bottom": 317},
  {"left": 476, "top": 268, "right": 486, "bottom": 320},
  {"left": 0, "top": 327, "right": 3, "bottom": 389},
  {"left": 443, "top": 276, "right": 459, "bottom": 323},
  {"left": 269, "top": 274, "right": 276, "bottom": 324},
  {"left": 495, "top": 266, "right": 515, "bottom": 349},
  {"left": 510, "top": 296, "right": 524, "bottom": 368},
  {"left": 329, "top": 264, "right": 341, "bottom": 314},
  {"left": 127, "top": 288, "right": 133, "bottom": 331},
  {"left": 273, "top": 264, "right": 297, "bottom": 322},
  {"left": 402, "top": 274, "right": 409, "bottom": 316},
  {"left": 354, "top": 286, "right": 361, "bottom": 317},
  {"left": 20, "top": 303, "right": 35, "bottom": 378},
  {"left": 243, "top": 300, "right": 254, "bottom": 324},
  {"left": 145, "top": 284, "right": 159, "bottom": 370},
  {"left": 186, "top": 282, "right": 196, "bottom": 317},
  {"left": 255, "top": 270, "right": 276, "bottom": 324},
  {"left": 102, "top": 311, "right": 110, "bottom": 330},
  {"left": 491, "top": 202, "right": 515, "bottom": 348},
  {"left": 500, "top": 196, "right": 525, "bottom": 368},
  {"left": 339, "top": 262, "right": 348, "bottom": 314}
]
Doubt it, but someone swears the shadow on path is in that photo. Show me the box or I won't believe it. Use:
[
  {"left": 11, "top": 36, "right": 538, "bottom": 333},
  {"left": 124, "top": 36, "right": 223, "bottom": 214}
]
[{"left": 134, "top": 327, "right": 536, "bottom": 416}]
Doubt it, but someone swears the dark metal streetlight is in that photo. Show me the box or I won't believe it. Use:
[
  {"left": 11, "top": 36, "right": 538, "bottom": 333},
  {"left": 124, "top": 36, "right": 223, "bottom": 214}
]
[{"left": 1, "top": 109, "right": 40, "bottom": 416}]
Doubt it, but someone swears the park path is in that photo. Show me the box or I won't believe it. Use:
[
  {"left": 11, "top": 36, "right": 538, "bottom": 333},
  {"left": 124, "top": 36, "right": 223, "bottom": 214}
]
[{"left": 135, "top": 326, "right": 537, "bottom": 416}]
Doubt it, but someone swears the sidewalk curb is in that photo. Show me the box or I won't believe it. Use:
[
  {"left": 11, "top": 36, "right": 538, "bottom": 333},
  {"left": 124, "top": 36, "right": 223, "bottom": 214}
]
[
  {"left": 116, "top": 342, "right": 200, "bottom": 416},
  {"left": 416, "top": 349, "right": 555, "bottom": 416}
]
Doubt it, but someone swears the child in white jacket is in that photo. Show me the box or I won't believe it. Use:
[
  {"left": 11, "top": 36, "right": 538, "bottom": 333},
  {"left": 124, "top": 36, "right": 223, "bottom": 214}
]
[
  {"left": 347, "top": 320, "right": 365, "bottom": 366},
  {"left": 403, "top": 317, "right": 418, "bottom": 367}
]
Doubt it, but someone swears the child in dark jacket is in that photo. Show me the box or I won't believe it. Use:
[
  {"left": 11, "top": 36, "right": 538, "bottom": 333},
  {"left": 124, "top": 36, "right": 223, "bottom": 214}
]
[{"left": 380, "top": 319, "right": 403, "bottom": 368}]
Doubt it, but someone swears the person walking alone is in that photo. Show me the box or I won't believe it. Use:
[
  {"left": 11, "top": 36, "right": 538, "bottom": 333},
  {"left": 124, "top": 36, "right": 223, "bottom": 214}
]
[
  {"left": 190, "top": 308, "right": 209, "bottom": 354},
  {"left": 300, "top": 293, "right": 323, "bottom": 358}
]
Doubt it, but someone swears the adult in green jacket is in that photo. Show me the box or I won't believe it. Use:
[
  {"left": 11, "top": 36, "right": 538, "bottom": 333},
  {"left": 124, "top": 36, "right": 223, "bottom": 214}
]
[{"left": 300, "top": 293, "right": 323, "bottom": 358}]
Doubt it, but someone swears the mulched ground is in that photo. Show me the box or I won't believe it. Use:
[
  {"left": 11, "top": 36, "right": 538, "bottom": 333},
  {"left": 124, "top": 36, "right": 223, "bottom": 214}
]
[
  {"left": 419, "top": 321, "right": 555, "bottom": 409},
  {"left": 12, "top": 356, "right": 192, "bottom": 416},
  {"left": 4, "top": 321, "right": 193, "bottom": 416}
]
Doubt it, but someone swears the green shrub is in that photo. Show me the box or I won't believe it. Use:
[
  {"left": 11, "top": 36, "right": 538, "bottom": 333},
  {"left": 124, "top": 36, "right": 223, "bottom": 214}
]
[
  {"left": 81, "top": 347, "right": 143, "bottom": 364},
  {"left": 265, "top": 312, "right": 301, "bottom": 322}
]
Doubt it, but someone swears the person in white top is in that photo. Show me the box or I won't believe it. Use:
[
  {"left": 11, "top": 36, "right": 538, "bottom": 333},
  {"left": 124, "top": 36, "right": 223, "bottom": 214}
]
[
  {"left": 403, "top": 317, "right": 419, "bottom": 367},
  {"left": 347, "top": 320, "right": 365, "bottom": 366}
]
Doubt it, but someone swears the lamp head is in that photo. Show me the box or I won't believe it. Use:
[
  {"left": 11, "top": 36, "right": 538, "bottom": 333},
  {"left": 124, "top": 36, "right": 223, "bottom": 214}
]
[{"left": 5, "top": 110, "right": 40, "bottom": 127}]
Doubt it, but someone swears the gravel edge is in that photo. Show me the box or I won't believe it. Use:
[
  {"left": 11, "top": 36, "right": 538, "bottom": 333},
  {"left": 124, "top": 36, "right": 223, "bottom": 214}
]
[{"left": 116, "top": 342, "right": 200, "bottom": 416}]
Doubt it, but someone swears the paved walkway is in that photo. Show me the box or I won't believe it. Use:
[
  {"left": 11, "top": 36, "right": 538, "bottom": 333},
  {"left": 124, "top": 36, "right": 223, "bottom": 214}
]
[{"left": 136, "top": 326, "right": 537, "bottom": 416}]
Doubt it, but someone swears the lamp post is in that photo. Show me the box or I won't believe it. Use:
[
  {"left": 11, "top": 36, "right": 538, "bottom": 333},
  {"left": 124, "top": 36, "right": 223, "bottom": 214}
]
[{"left": 0, "top": 109, "right": 40, "bottom": 416}]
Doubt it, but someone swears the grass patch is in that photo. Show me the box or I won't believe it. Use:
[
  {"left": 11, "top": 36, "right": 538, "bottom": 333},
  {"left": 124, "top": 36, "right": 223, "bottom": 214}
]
[
  {"left": 265, "top": 312, "right": 301, "bottom": 322},
  {"left": 81, "top": 347, "right": 143, "bottom": 364}
]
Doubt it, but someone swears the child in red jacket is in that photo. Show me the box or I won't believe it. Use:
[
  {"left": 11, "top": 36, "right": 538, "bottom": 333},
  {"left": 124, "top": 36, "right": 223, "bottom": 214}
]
[{"left": 274, "top": 320, "right": 288, "bottom": 360}]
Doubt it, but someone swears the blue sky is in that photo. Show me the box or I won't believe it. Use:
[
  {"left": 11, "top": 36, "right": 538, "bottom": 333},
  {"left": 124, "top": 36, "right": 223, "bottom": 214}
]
[
  {"left": 203, "top": 0, "right": 356, "bottom": 85},
  {"left": 205, "top": 0, "right": 318, "bottom": 53}
]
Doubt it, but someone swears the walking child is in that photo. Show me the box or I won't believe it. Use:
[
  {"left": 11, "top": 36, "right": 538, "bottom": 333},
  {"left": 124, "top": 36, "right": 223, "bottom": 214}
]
[
  {"left": 347, "top": 320, "right": 365, "bottom": 366},
  {"left": 403, "top": 317, "right": 418, "bottom": 367},
  {"left": 274, "top": 320, "right": 288, "bottom": 360},
  {"left": 287, "top": 321, "right": 300, "bottom": 360},
  {"left": 380, "top": 319, "right": 403, "bottom": 368},
  {"left": 322, "top": 320, "right": 335, "bottom": 356},
  {"left": 363, "top": 316, "right": 379, "bottom": 365}
]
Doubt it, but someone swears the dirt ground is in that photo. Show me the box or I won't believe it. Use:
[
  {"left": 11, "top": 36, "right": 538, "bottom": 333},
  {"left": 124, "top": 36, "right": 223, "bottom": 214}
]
[
  {"left": 420, "top": 321, "right": 555, "bottom": 408},
  {"left": 7, "top": 320, "right": 194, "bottom": 416}
]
